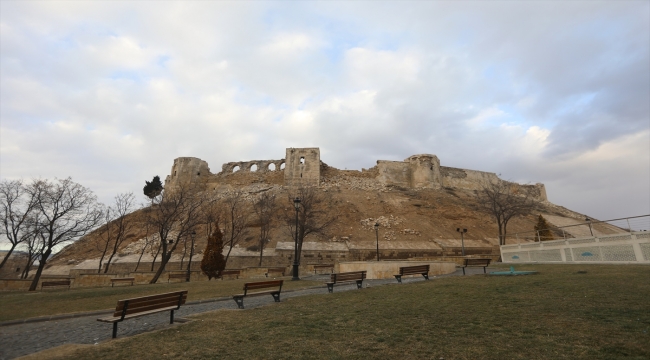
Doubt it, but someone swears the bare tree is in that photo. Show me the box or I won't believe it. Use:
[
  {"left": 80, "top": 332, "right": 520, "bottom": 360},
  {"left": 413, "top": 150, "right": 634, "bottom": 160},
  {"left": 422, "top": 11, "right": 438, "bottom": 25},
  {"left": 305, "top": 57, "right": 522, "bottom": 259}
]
[
  {"left": 27, "top": 178, "right": 103, "bottom": 291},
  {"left": 95, "top": 205, "right": 113, "bottom": 273},
  {"left": 20, "top": 223, "right": 41, "bottom": 279},
  {"left": 220, "top": 190, "right": 250, "bottom": 266},
  {"left": 251, "top": 191, "right": 276, "bottom": 266},
  {"left": 0, "top": 180, "right": 37, "bottom": 271},
  {"left": 283, "top": 186, "right": 338, "bottom": 269},
  {"left": 133, "top": 222, "right": 152, "bottom": 272},
  {"left": 475, "top": 180, "right": 537, "bottom": 245},
  {"left": 99, "top": 193, "right": 136, "bottom": 273},
  {"left": 200, "top": 193, "right": 221, "bottom": 240},
  {"left": 147, "top": 184, "right": 205, "bottom": 284}
]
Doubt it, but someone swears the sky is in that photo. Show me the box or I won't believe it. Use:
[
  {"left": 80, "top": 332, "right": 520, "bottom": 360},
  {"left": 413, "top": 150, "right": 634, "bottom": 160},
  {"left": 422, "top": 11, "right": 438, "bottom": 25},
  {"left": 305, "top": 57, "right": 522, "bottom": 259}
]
[{"left": 1, "top": 1, "right": 649, "bottom": 223}]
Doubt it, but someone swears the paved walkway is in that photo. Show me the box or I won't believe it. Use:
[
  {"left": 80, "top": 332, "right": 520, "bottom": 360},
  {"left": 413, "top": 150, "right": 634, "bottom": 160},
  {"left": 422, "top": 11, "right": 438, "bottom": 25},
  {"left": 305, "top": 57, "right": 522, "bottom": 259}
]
[{"left": 0, "top": 268, "right": 492, "bottom": 359}]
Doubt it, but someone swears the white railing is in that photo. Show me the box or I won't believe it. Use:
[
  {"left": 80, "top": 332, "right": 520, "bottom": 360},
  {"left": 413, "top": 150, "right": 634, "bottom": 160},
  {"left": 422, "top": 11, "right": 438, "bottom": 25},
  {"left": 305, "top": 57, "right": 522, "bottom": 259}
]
[
  {"left": 500, "top": 231, "right": 650, "bottom": 263},
  {"left": 507, "top": 214, "right": 650, "bottom": 243}
]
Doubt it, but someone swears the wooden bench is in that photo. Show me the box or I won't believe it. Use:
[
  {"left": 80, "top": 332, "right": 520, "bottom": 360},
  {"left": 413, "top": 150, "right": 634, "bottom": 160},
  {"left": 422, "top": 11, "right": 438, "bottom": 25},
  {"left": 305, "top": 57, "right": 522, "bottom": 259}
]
[
  {"left": 265, "top": 267, "right": 286, "bottom": 277},
  {"left": 326, "top": 271, "right": 366, "bottom": 293},
  {"left": 168, "top": 273, "right": 187, "bottom": 282},
  {"left": 394, "top": 265, "right": 430, "bottom": 283},
  {"left": 313, "top": 264, "right": 335, "bottom": 274},
  {"left": 97, "top": 290, "right": 188, "bottom": 338},
  {"left": 110, "top": 277, "right": 135, "bottom": 287},
  {"left": 232, "top": 280, "right": 283, "bottom": 309},
  {"left": 220, "top": 269, "right": 241, "bottom": 279},
  {"left": 41, "top": 280, "right": 71, "bottom": 290},
  {"left": 462, "top": 258, "right": 491, "bottom": 275}
]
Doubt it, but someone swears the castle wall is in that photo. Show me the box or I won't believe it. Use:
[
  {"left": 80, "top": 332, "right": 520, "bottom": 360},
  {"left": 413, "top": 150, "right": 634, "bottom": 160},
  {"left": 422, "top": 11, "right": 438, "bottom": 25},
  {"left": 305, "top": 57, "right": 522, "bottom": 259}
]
[
  {"left": 376, "top": 160, "right": 411, "bottom": 187},
  {"left": 376, "top": 154, "right": 442, "bottom": 189},
  {"left": 220, "top": 159, "right": 285, "bottom": 174},
  {"left": 440, "top": 166, "right": 499, "bottom": 190},
  {"left": 407, "top": 154, "right": 442, "bottom": 189},
  {"left": 162, "top": 148, "right": 546, "bottom": 200},
  {"left": 284, "top": 147, "right": 320, "bottom": 186},
  {"left": 164, "top": 157, "right": 211, "bottom": 189}
]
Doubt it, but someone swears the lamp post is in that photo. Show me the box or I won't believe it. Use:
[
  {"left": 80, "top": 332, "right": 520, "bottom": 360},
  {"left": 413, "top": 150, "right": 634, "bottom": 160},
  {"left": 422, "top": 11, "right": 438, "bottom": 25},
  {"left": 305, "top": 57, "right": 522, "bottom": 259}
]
[
  {"left": 586, "top": 217, "right": 593, "bottom": 236},
  {"left": 374, "top": 222, "right": 380, "bottom": 261},
  {"left": 292, "top": 198, "right": 301, "bottom": 281},
  {"left": 186, "top": 230, "right": 196, "bottom": 282},
  {"left": 456, "top": 228, "right": 467, "bottom": 257}
]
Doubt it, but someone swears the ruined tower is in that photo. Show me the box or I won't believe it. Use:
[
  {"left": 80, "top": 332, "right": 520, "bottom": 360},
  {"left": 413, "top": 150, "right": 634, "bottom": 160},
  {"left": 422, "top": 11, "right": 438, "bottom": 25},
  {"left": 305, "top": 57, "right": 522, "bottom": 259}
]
[
  {"left": 164, "top": 157, "right": 210, "bottom": 190},
  {"left": 284, "top": 147, "right": 320, "bottom": 186}
]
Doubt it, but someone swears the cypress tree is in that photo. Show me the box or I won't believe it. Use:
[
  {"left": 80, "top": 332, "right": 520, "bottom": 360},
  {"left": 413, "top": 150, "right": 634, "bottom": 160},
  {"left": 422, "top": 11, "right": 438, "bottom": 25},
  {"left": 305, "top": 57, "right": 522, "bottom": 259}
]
[
  {"left": 201, "top": 225, "right": 226, "bottom": 280},
  {"left": 143, "top": 176, "right": 163, "bottom": 199},
  {"left": 534, "top": 215, "right": 555, "bottom": 241}
]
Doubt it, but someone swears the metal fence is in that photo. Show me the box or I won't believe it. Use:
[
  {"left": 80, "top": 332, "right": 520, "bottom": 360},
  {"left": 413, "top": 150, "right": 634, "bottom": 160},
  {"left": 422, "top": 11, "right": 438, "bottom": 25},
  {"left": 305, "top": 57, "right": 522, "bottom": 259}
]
[{"left": 507, "top": 214, "right": 650, "bottom": 244}]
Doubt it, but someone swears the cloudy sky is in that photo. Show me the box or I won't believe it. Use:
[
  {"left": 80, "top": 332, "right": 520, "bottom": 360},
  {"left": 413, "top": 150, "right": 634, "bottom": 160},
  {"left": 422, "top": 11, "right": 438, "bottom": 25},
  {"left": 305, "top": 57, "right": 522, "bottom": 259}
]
[{"left": 1, "top": 1, "right": 648, "bottom": 222}]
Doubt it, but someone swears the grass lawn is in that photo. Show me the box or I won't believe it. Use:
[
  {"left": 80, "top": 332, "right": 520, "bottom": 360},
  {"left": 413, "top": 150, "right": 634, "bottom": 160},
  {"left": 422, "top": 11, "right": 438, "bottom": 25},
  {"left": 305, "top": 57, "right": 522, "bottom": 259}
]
[
  {"left": 0, "top": 276, "right": 322, "bottom": 322},
  {"left": 46, "top": 264, "right": 650, "bottom": 360}
]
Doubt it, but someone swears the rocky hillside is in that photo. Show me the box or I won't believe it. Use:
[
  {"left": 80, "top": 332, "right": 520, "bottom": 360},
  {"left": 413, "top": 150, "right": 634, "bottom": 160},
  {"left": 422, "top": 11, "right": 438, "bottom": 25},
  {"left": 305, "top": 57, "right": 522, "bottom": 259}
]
[{"left": 46, "top": 164, "right": 620, "bottom": 270}]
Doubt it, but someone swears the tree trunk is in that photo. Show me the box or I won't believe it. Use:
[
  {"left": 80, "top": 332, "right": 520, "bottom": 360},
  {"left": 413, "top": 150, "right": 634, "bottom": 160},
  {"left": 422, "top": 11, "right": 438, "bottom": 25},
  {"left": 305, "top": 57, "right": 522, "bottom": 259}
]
[
  {"left": 151, "top": 243, "right": 161, "bottom": 271},
  {"left": 150, "top": 251, "right": 172, "bottom": 284},
  {"left": 28, "top": 249, "right": 51, "bottom": 291},
  {"left": 0, "top": 244, "right": 17, "bottom": 271},
  {"left": 134, "top": 242, "right": 147, "bottom": 272}
]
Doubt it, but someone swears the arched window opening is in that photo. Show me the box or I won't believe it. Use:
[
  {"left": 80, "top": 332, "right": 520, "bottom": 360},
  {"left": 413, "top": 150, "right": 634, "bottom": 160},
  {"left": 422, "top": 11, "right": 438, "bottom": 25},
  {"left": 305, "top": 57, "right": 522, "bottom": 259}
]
[
  {"left": 250, "top": 164, "right": 258, "bottom": 172},
  {"left": 268, "top": 163, "right": 276, "bottom": 171},
  {"left": 197, "top": 172, "right": 201, "bottom": 176},
  {"left": 280, "top": 163, "right": 285, "bottom": 170},
  {"left": 174, "top": 171, "right": 177, "bottom": 176},
  {"left": 300, "top": 157, "right": 305, "bottom": 164},
  {"left": 300, "top": 173, "right": 303, "bottom": 178},
  {"left": 233, "top": 166, "right": 240, "bottom": 173}
]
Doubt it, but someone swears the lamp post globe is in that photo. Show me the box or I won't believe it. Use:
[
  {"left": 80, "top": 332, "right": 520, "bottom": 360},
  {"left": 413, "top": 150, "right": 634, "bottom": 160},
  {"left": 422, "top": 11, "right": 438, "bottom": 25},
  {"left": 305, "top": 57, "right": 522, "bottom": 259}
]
[{"left": 292, "top": 198, "right": 301, "bottom": 281}]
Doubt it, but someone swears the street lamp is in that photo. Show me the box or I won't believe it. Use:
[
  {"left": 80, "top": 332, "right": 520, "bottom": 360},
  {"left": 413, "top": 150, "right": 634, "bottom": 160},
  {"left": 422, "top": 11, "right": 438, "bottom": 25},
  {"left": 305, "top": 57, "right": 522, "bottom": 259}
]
[
  {"left": 292, "top": 198, "right": 301, "bottom": 281},
  {"left": 374, "top": 222, "right": 380, "bottom": 261},
  {"left": 586, "top": 217, "right": 593, "bottom": 236},
  {"left": 186, "top": 230, "right": 196, "bottom": 282},
  {"left": 456, "top": 228, "right": 467, "bottom": 257}
]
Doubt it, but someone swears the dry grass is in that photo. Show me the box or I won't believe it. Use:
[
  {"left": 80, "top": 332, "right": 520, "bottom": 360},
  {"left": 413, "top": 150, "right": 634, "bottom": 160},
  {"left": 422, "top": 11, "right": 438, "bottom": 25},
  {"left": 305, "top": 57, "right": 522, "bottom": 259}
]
[
  {"left": 48, "top": 264, "right": 650, "bottom": 360},
  {"left": 0, "top": 276, "right": 321, "bottom": 322}
]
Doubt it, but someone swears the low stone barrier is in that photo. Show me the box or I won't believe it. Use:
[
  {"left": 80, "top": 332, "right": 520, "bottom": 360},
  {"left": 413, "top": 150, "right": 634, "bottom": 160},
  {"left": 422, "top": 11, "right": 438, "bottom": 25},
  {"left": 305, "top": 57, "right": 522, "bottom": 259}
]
[{"left": 338, "top": 261, "right": 456, "bottom": 279}]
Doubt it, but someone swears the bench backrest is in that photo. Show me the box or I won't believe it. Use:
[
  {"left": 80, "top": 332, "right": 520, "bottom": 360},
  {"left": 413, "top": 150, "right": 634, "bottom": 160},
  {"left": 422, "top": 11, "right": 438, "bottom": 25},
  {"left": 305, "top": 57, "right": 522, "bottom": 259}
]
[
  {"left": 267, "top": 268, "right": 285, "bottom": 272},
  {"left": 243, "top": 280, "right": 283, "bottom": 295},
  {"left": 314, "top": 264, "right": 334, "bottom": 268},
  {"left": 331, "top": 271, "right": 366, "bottom": 283},
  {"left": 42, "top": 280, "right": 70, "bottom": 287},
  {"left": 113, "top": 290, "right": 188, "bottom": 318},
  {"left": 400, "top": 265, "right": 430, "bottom": 275},
  {"left": 464, "top": 258, "right": 491, "bottom": 266},
  {"left": 169, "top": 273, "right": 186, "bottom": 278}
]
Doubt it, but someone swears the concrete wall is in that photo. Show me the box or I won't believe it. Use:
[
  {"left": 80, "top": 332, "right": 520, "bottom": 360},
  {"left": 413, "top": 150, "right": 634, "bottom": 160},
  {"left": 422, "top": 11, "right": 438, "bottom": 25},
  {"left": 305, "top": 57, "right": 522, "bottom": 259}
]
[{"left": 284, "top": 147, "right": 320, "bottom": 186}]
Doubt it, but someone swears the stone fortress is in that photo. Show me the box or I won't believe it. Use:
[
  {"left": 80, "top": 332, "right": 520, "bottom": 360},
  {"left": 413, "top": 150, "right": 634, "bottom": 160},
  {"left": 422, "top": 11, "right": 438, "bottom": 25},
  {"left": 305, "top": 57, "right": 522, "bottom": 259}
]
[{"left": 164, "top": 147, "right": 548, "bottom": 200}]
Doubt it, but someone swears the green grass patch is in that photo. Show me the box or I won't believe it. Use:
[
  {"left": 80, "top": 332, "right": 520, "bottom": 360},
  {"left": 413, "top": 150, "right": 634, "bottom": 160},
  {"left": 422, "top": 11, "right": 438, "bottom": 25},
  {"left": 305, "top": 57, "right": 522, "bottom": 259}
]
[
  {"left": 0, "top": 276, "right": 321, "bottom": 322},
  {"left": 52, "top": 264, "right": 650, "bottom": 360}
]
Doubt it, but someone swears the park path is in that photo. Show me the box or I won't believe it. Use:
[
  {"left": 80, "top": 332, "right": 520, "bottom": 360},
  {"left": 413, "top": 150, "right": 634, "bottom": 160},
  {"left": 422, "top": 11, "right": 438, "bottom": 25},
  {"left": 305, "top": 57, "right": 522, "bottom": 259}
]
[{"left": 0, "top": 268, "right": 489, "bottom": 359}]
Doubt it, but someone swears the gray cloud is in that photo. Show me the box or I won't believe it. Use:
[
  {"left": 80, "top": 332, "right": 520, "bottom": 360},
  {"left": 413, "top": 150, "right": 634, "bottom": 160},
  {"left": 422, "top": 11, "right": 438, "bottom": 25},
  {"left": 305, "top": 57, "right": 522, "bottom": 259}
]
[{"left": 0, "top": 1, "right": 648, "bottom": 222}]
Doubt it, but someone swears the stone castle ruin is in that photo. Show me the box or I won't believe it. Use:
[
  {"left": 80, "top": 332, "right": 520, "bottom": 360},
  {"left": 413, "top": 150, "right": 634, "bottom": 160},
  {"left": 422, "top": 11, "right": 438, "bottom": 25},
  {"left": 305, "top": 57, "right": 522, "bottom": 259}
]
[{"left": 164, "top": 147, "right": 547, "bottom": 200}]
